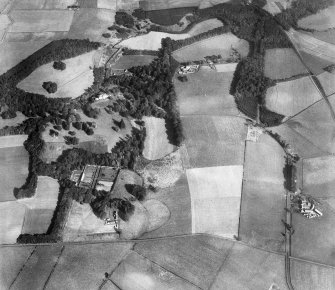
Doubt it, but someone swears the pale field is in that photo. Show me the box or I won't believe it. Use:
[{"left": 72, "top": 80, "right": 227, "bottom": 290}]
[
  {"left": 98, "top": 0, "right": 117, "bottom": 10},
  {"left": 63, "top": 202, "right": 118, "bottom": 241},
  {"left": 44, "top": 0, "right": 77, "bottom": 9},
  {"left": 116, "top": 0, "right": 139, "bottom": 10},
  {"left": 67, "top": 8, "right": 115, "bottom": 42},
  {"left": 142, "top": 199, "right": 170, "bottom": 233},
  {"left": 198, "top": 0, "right": 231, "bottom": 9},
  {"left": 265, "top": 76, "right": 322, "bottom": 117},
  {"left": 211, "top": 242, "right": 287, "bottom": 290},
  {"left": 0, "top": 14, "right": 10, "bottom": 32},
  {"left": 0, "top": 112, "right": 27, "bottom": 128},
  {"left": 214, "top": 62, "right": 237, "bottom": 72},
  {"left": 172, "top": 33, "right": 249, "bottom": 62},
  {"left": 188, "top": 18, "right": 223, "bottom": 36},
  {"left": 120, "top": 31, "right": 190, "bottom": 50},
  {"left": 291, "top": 259, "right": 335, "bottom": 290},
  {"left": 5, "top": 31, "right": 68, "bottom": 42},
  {"left": 298, "top": 5, "right": 335, "bottom": 31},
  {"left": 139, "top": 148, "right": 184, "bottom": 188},
  {"left": 22, "top": 208, "right": 55, "bottom": 234},
  {"left": 0, "top": 134, "right": 27, "bottom": 148},
  {"left": 111, "top": 251, "right": 198, "bottom": 290},
  {"left": 141, "top": 173, "right": 192, "bottom": 238},
  {"left": 285, "top": 94, "right": 335, "bottom": 154},
  {"left": 291, "top": 156, "right": 335, "bottom": 266},
  {"left": 0, "top": 201, "right": 25, "bottom": 244},
  {"left": 110, "top": 55, "right": 156, "bottom": 70},
  {"left": 287, "top": 29, "right": 335, "bottom": 63},
  {"left": 11, "top": 0, "right": 46, "bottom": 9},
  {"left": 46, "top": 243, "right": 134, "bottom": 290},
  {"left": 134, "top": 235, "right": 234, "bottom": 289},
  {"left": 175, "top": 67, "right": 240, "bottom": 117},
  {"left": 186, "top": 165, "right": 243, "bottom": 238},
  {"left": 263, "top": 1, "right": 282, "bottom": 15},
  {"left": 317, "top": 71, "right": 335, "bottom": 96},
  {"left": 181, "top": 115, "right": 247, "bottom": 168},
  {"left": 10, "top": 245, "right": 63, "bottom": 290},
  {"left": 0, "top": 146, "right": 29, "bottom": 202},
  {"left": 0, "top": 246, "right": 35, "bottom": 289},
  {"left": 299, "top": 50, "right": 334, "bottom": 75},
  {"left": 140, "top": 0, "right": 201, "bottom": 10},
  {"left": 143, "top": 116, "right": 174, "bottom": 161},
  {"left": 0, "top": 41, "right": 50, "bottom": 74},
  {"left": 271, "top": 123, "right": 326, "bottom": 158},
  {"left": 264, "top": 48, "right": 307, "bottom": 80},
  {"left": 18, "top": 51, "right": 95, "bottom": 99},
  {"left": 239, "top": 135, "right": 286, "bottom": 252},
  {"left": 8, "top": 10, "right": 74, "bottom": 33}
]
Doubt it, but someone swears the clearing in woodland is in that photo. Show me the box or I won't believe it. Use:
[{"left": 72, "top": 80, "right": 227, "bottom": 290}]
[
  {"left": 143, "top": 116, "right": 174, "bottom": 161},
  {"left": 186, "top": 165, "right": 243, "bottom": 238},
  {"left": 264, "top": 48, "right": 307, "bottom": 80},
  {"left": 239, "top": 134, "right": 286, "bottom": 252},
  {"left": 175, "top": 66, "right": 240, "bottom": 117},
  {"left": 297, "top": 5, "right": 335, "bottom": 31},
  {"left": 18, "top": 51, "right": 96, "bottom": 99},
  {"left": 172, "top": 33, "right": 249, "bottom": 62},
  {"left": 265, "top": 75, "right": 322, "bottom": 117}
]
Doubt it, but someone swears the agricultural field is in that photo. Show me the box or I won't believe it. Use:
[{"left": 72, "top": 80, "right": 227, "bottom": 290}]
[
  {"left": 188, "top": 18, "right": 223, "bottom": 36},
  {"left": 67, "top": 8, "right": 115, "bottom": 42},
  {"left": 181, "top": 115, "right": 247, "bottom": 168},
  {"left": 0, "top": 201, "right": 26, "bottom": 244},
  {"left": 265, "top": 75, "right": 322, "bottom": 117},
  {"left": 44, "top": 0, "right": 81, "bottom": 9},
  {"left": 0, "top": 112, "right": 27, "bottom": 128},
  {"left": 175, "top": 66, "right": 240, "bottom": 117},
  {"left": 290, "top": 258, "right": 335, "bottom": 290},
  {"left": 172, "top": 33, "right": 249, "bottom": 62},
  {"left": 18, "top": 50, "right": 96, "bottom": 99},
  {"left": 142, "top": 199, "right": 170, "bottom": 232},
  {"left": 298, "top": 5, "right": 335, "bottom": 31},
  {"left": 110, "top": 55, "right": 156, "bottom": 70},
  {"left": 0, "top": 41, "right": 50, "bottom": 74},
  {"left": 186, "top": 165, "right": 243, "bottom": 238},
  {"left": 143, "top": 116, "right": 174, "bottom": 160},
  {"left": 239, "top": 134, "right": 286, "bottom": 252},
  {"left": 78, "top": 0, "right": 98, "bottom": 8},
  {"left": 111, "top": 251, "right": 198, "bottom": 290},
  {"left": 0, "top": 246, "right": 35, "bottom": 289},
  {"left": 299, "top": 51, "right": 334, "bottom": 75},
  {"left": 283, "top": 94, "right": 335, "bottom": 154},
  {"left": 8, "top": 10, "right": 74, "bottom": 33},
  {"left": 0, "top": 14, "right": 10, "bottom": 40},
  {"left": 264, "top": 48, "right": 307, "bottom": 80},
  {"left": 312, "top": 28, "right": 335, "bottom": 45},
  {"left": 116, "top": 0, "right": 139, "bottom": 10},
  {"left": 141, "top": 173, "right": 192, "bottom": 238},
  {"left": 210, "top": 242, "right": 287, "bottom": 290},
  {"left": 317, "top": 71, "right": 335, "bottom": 96},
  {"left": 291, "top": 156, "right": 335, "bottom": 267},
  {"left": 198, "top": 0, "right": 232, "bottom": 9},
  {"left": 46, "top": 243, "right": 134, "bottom": 290},
  {"left": 140, "top": 0, "right": 200, "bottom": 10},
  {"left": 0, "top": 144, "right": 29, "bottom": 202},
  {"left": 120, "top": 31, "right": 190, "bottom": 50},
  {"left": 134, "top": 235, "right": 234, "bottom": 289},
  {"left": 98, "top": 0, "right": 117, "bottom": 10},
  {"left": 11, "top": 0, "right": 46, "bottom": 10}
]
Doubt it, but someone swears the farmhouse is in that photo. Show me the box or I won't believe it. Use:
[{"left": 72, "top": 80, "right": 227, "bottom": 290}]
[
  {"left": 296, "top": 195, "right": 323, "bottom": 219},
  {"left": 178, "top": 64, "right": 200, "bottom": 75}
]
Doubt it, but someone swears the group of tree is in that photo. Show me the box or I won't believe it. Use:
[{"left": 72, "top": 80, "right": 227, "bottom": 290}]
[
  {"left": 53, "top": 61, "right": 66, "bottom": 71},
  {"left": 125, "top": 184, "right": 146, "bottom": 201},
  {"left": 42, "top": 81, "right": 57, "bottom": 94},
  {"left": 115, "top": 11, "right": 135, "bottom": 28}
]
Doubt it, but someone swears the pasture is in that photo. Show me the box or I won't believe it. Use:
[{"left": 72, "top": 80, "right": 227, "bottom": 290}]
[
  {"left": 186, "top": 165, "right": 243, "bottom": 238},
  {"left": 0, "top": 41, "right": 49, "bottom": 74},
  {"left": 9, "top": 10, "right": 74, "bottom": 33},
  {"left": 110, "top": 55, "right": 156, "bottom": 70},
  {"left": 265, "top": 76, "right": 322, "bottom": 117},
  {"left": 0, "top": 145, "right": 29, "bottom": 202},
  {"left": 188, "top": 18, "right": 223, "bottom": 36},
  {"left": 285, "top": 94, "right": 335, "bottom": 154},
  {"left": 120, "top": 31, "right": 189, "bottom": 50},
  {"left": 172, "top": 33, "right": 249, "bottom": 62},
  {"left": 291, "top": 156, "right": 335, "bottom": 267},
  {"left": 143, "top": 116, "right": 174, "bottom": 161},
  {"left": 264, "top": 48, "right": 307, "bottom": 80},
  {"left": 181, "top": 115, "right": 247, "bottom": 168},
  {"left": 0, "top": 246, "right": 35, "bottom": 289},
  {"left": 0, "top": 201, "right": 25, "bottom": 244},
  {"left": 18, "top": 51, "right": 96, "bottom": 99},
  {"left": 317, "top": 71, "right": 335, "bottom": 96},
  {"left": 291, "top": 259, "right": 335, "bottom": 290},
  {"left": 141, "top": 173, "right": 192, "bottom": 238},
  {"left": 0, "top": 112, "right": 26, "bottom": 128},
  {"left": 98, "top": 0, "right": 117, "bottom": 10},
  {"left": 175, "top": 67, "right": 241, "bottom": 117},
  {"left": 134, "top": 235, "right": 234, "bottom": 289},
  {"left": 46, "top": 243, "right": 133, "bottom": 290},
  {"left": 239, "top": 134, "right": 286, "bottom": 252},
  {"left": 199, "top": 0, "right": 231, "bottom": 9},
  {"left": 312, "top": 28, "right": 335, "bottom": 45},
  {"left": 298, "top": 5, "right": 335, "bottom": 31},
  {"left": 111, "top": 251, "right": 198, "bottom": 290},
  {"left": 116, "top": 0, "right": 139, "bottom": 10},
  {"left": 142, "top": 199, "right": 170, "bottom": 232}
]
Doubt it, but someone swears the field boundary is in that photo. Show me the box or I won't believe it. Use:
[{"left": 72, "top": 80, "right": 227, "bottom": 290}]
[{"left": 42, "top": 246, "right": 65, "bottom": 290}]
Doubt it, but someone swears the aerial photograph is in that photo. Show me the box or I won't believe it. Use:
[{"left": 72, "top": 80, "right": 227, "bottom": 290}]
[{"left": 0, "top": 0, "right": 335, "bottom": 289}]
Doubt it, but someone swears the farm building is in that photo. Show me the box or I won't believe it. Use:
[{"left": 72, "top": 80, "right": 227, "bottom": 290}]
[{"left": 178, "top": 64, "right": 200, "bottom": 75}]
